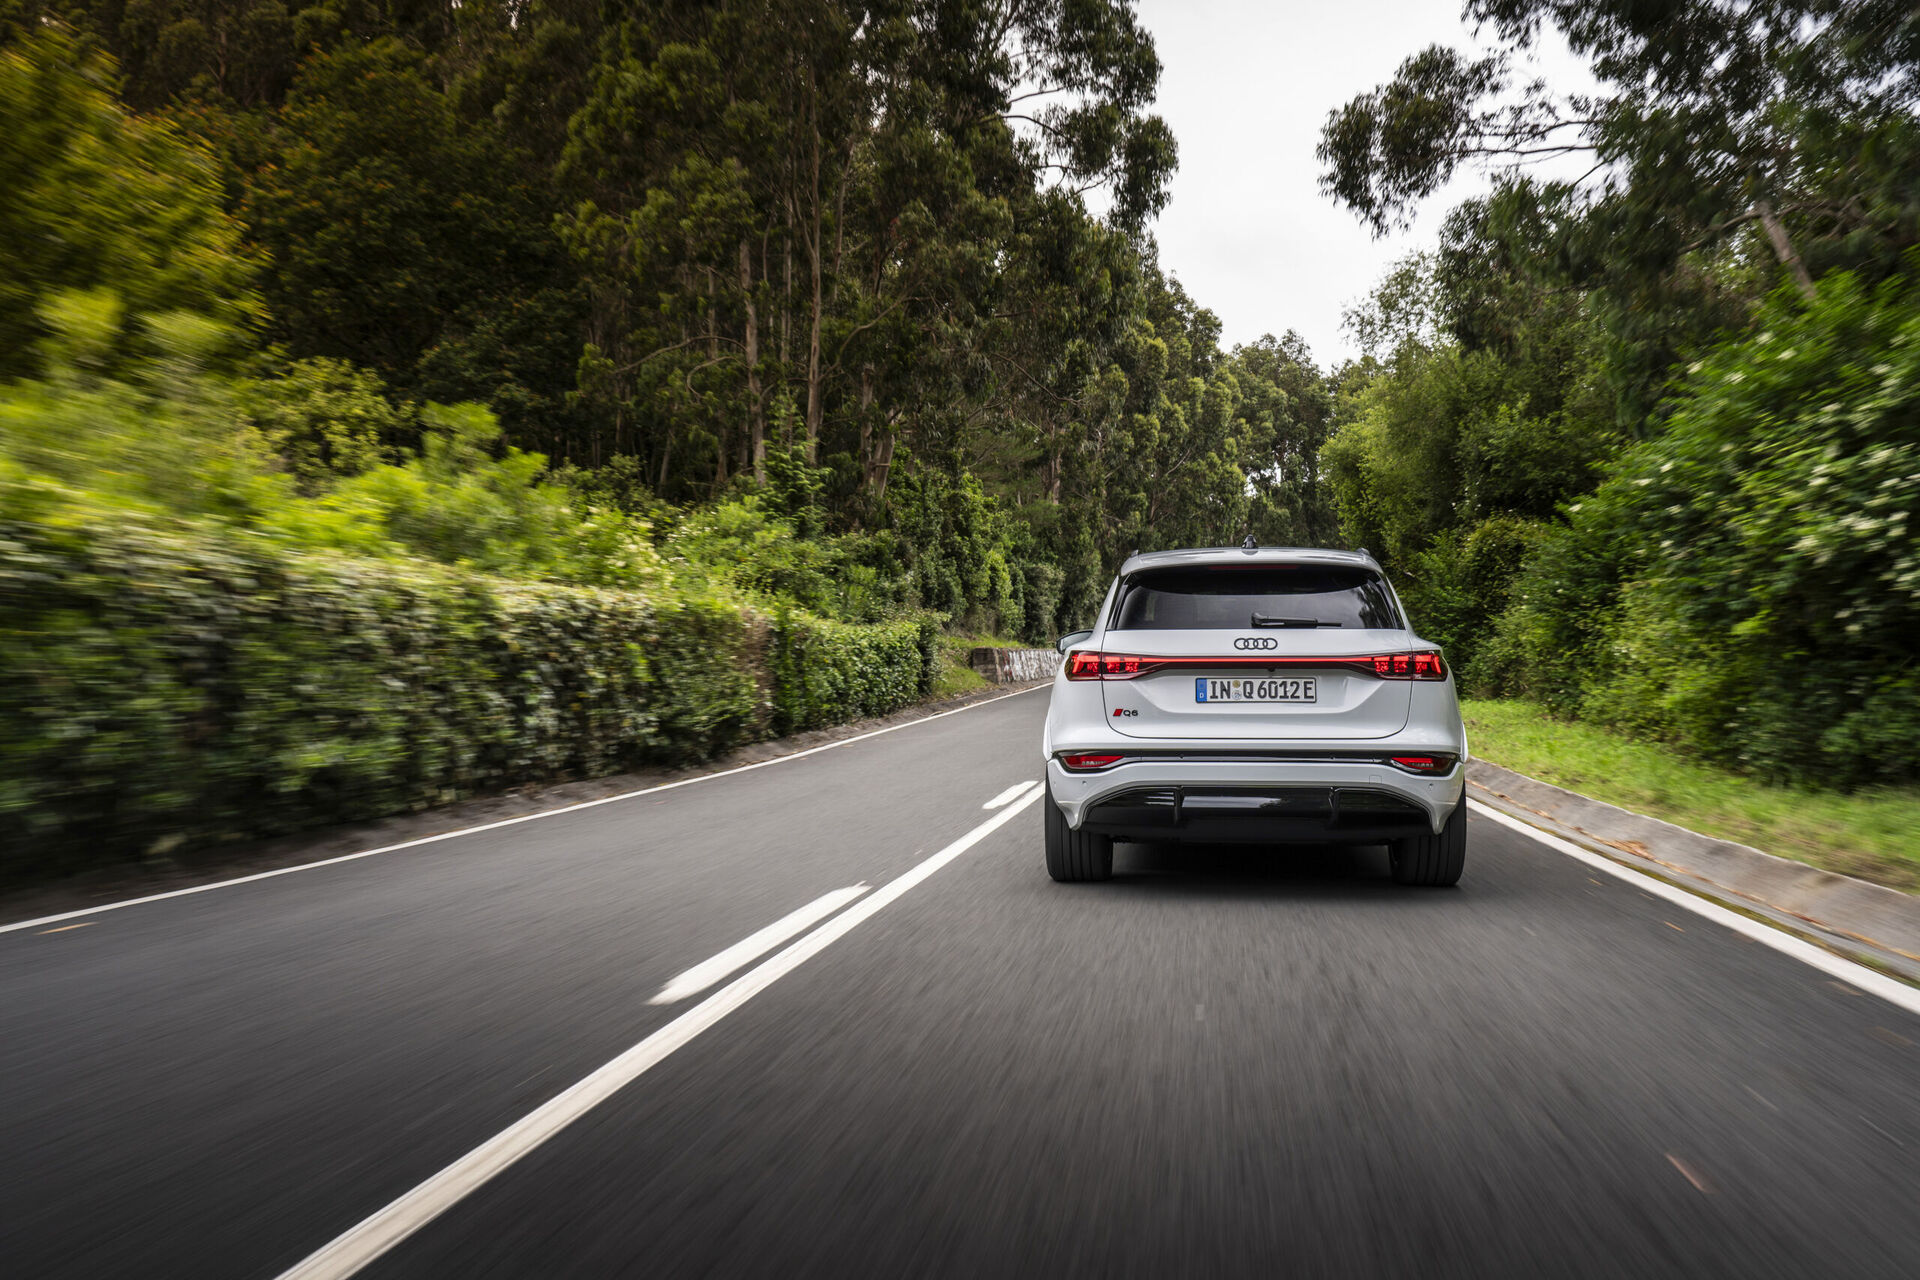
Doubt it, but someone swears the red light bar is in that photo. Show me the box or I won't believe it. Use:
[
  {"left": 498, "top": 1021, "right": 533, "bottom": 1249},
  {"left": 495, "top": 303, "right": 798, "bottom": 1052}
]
[{"left": 1064, "top": 650, "right": 1446, "bottom": 681}]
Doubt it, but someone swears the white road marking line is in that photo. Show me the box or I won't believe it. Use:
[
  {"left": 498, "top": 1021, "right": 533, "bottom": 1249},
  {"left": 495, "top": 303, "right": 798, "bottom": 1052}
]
[
  {"left": 647, "top": 885, "right": 870, "bottom": 1004},
  {"left": 982, "top": 779, "right": 1040, "bottom": 809},
  {"left": 0, "top": 685, "right": 1049, "bottom": 937},
  {"left": 275, "top": 787, "right": 1044, "bottom": 1280},
  {"left": 1470, "top": 800, "right": 1920, "bottom": 1017}
]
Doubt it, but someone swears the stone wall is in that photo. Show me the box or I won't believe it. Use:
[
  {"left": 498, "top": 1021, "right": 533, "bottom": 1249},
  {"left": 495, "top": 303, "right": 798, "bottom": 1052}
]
[{"left": 968, "top": 647, "right": 1062, "bottom": 684}]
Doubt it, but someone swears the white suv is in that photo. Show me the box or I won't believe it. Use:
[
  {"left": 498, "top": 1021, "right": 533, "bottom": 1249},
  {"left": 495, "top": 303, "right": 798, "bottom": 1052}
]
[{"left": 1040, "top": 545, "right": 1468, "bottom": 885}]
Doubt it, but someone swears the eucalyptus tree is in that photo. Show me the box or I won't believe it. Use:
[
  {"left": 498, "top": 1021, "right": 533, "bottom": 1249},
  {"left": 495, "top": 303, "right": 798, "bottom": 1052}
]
[
  {"left": 1320, "top": 0, "right": 1920, "bottom": 416},
  {"left": 557, "top": 0, "right": 1176, "bottom": 495},
  {"left": 1227, "top": 331, "right": 1340, "bottom": 546}
]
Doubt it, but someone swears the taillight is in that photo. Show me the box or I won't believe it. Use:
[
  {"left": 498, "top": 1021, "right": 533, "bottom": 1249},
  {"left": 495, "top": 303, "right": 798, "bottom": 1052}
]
[
  {"left": 1060, "top": 752, "right": 1126, "bottom": 771},
  {"left": 1388, "top": 754, "right": 1458, "bottom": 774},
  {"left": 1064, "top": 650, "right": 1444, "bottom": 680},
  {"left": 1367, "top": 651, "right": 1446, "bottom": 680},
  {"left": 1064, "top": 652, "right": 1163, "bottom": 680}
]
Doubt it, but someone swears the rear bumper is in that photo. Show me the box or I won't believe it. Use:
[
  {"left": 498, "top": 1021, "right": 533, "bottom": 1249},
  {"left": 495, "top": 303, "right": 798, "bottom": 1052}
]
[{"left": 1046, "top": 755, "right": 1465, "bottom": 842}]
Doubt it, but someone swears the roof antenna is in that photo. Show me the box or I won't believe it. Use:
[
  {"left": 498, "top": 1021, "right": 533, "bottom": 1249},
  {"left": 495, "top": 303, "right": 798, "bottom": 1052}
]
[{"left": 1240, "top": 535, "right": 1258, "bottom": 553}]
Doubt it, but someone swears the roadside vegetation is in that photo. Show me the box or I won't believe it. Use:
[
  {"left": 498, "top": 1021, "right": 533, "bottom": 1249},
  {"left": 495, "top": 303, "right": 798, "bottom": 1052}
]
[
  {"left": 1463, "top": 700, "right": 1920, "bottom": 894},
  {"left": 1320, "top": 1, "right": 1920, "bottom": 794},
  {"left": 4, "top": 2, "right": 1918, "bottom": 881}
]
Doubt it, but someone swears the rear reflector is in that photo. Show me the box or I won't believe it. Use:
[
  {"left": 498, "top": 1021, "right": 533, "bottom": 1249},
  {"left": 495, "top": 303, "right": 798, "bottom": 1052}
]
[
  {"left": 1387, "top": 754, "right": 1458, "bottom": 774},
  {"left": 1059, "top": 753, "right": 1126, "bottom": 771},
  {"left": 1064, "top": 650, "right": 1446, "bottom": 681}
]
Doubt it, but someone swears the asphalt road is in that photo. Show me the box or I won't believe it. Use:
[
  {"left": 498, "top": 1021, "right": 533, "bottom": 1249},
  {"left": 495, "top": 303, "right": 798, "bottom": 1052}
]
[{"left": 5, "top": 687, "right": 1919, "bottom": 1279}]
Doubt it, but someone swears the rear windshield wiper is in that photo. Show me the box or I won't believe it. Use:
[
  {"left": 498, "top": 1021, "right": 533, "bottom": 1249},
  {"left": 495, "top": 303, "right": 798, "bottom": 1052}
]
[{"left": 1250, "top": 613, "right": 1342, "bottom": 628}]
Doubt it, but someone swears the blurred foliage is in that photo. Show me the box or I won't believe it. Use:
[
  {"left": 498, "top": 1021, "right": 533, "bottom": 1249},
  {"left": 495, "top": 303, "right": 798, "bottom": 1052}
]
[
  {"left": 0, "top": 27, "right": 260, "bottom": 379},
  {"left": 0, "top": 514, "right": 769, "bottom": 874},
  {"left": 770, "top": 611, "right": 939, "bottom": 735},
  {"left": 1330, "top": 249, "right": 1920, "bottom": 788},
  {"left": 0, "top": 488, "right": 943, "bottom": 873}
]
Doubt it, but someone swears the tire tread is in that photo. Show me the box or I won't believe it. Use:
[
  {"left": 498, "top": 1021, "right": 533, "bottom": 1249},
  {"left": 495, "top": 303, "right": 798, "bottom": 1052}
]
[
  {"left": 1043, "top": 782, "right": 1114, "bottom": 882},
  {"left": 1391, "top": 797, "right": 1467, "bottom": 886}
]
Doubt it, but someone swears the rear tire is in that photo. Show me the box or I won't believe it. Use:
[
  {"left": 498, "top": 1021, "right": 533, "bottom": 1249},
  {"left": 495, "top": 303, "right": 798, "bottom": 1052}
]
[
  {"left": 1391, "top": 796, "right": 1467, "bottom": 886},
  {"left": 1044, "top": 780, "right": 1114, "bottom": 882}
]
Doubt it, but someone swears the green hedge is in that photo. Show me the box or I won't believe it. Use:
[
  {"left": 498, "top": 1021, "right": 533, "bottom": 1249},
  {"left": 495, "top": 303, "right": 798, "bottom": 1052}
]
[
  {"left": 0, "top": 516, "right": 937, "bottom": 880},
  {"left": 770, "top": 608, "right": 940, "bottom": 735}
]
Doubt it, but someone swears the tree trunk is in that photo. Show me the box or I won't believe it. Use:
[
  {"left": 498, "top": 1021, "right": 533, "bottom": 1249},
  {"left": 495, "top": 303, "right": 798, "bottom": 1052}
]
[
  {"left": 804, "top": 219, "right": 825, "bottom": 464},
  {"left": 802, "top": 96, "right": 829, "bottom": 466},
  {"left": 871, "top": 431, "right": 896, "bottom": 502},
  {"left": 857, "top": 363, "right": 875, "bottom": 489},
  {"left": 1755, "top": 200, "right": 1817, "bottom": 301},
  {"left": 742, "top": 240, "right": 765, "bottom": 482}
]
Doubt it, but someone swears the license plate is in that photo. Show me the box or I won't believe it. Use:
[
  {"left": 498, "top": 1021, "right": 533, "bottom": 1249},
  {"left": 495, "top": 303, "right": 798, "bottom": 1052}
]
[{"left": 1195, "top": 677, "right": 1316, "bottom": 703}]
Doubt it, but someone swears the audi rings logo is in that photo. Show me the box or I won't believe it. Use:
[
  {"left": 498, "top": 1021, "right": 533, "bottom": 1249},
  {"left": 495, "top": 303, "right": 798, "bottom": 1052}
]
[{"left": 1233, "top": 636, "right": 1279, "bottom": 650}]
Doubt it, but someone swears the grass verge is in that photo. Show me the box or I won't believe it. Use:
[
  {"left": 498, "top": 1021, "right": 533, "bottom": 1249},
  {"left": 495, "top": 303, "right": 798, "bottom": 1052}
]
[{"left": 1462, "top": 699, "right": 1920, "bottom": 894}]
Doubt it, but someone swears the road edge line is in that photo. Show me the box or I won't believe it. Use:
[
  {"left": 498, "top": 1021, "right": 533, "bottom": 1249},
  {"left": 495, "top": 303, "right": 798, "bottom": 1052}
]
[
  {"left": 274, "top": 788, "right": 1045, "bottom": 1280},
  {"left": 1470, "top": 799, "right": 1920, "bottom": 1017},
  {"left": 2, "top": 684, "right": 1049, "bottom": 936}
]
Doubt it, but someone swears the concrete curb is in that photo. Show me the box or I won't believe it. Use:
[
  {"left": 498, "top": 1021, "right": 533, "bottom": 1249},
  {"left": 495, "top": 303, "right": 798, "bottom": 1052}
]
[{"left": 1467, "top": 758, "right": 1920, "bottom": 981}]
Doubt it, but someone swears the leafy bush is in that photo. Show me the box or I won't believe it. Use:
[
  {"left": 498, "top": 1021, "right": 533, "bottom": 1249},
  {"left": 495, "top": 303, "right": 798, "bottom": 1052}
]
[
  {"left": 314, "top": 403, "right": 670, "bottom": 587},
  {"left": 770, "top": 610, "right": 940, "bottom": 735},
  {"left": 662, "top": 495, "right": 911, "bottom": 624},
  {"left": 235, "top": 356, "right": 413, "bottom": 486},
  {"left": 1493, "top": 265, "right": 1920, "bottom": 786},
  {"left": 1397, "top": 515, "right": 1546, "bottom": 688}
]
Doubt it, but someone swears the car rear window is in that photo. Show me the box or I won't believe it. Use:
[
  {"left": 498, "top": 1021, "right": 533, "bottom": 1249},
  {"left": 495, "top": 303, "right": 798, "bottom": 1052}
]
[{"left": 1110, "top": 565, "right": 1404, "bottom": 630}]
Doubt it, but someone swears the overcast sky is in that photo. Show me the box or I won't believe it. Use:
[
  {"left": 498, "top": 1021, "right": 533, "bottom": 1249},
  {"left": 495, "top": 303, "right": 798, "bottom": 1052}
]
[{"left": 1133, "top": 0, "right": 1593, "bottom": 368}]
